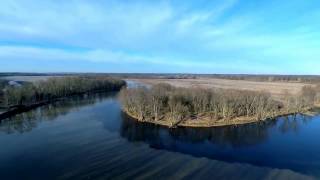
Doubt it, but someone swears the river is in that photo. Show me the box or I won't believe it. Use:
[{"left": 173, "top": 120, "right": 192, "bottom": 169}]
[{"left": 0, "top": 87, "right": 319, "bottom": 179}]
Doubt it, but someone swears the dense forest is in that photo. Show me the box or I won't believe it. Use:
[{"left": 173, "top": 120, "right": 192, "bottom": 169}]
[
  {"left": 120, "top": 83, "right": 319, "bottom": 127},
  {"left": 0, "top": 77, "right": 126, "bottom": 108}
]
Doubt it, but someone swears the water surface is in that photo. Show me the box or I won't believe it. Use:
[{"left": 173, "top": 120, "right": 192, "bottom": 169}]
[{"left": 0, "top": 92, "right": 319, "bottom": 179}]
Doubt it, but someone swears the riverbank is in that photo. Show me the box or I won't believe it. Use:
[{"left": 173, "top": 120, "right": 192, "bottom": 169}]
[
  {"left": 0, "top": 102, "right": 48, "bottom": 120},
  {"left": 1, "top": 90, "right": 318, "bottom": 180},
  {"left": 0, "top": 77, "right": 126, "bottom": 120},
  {"left": 123, "top": 107, "right": 316, "bottom": 128},
  {"left": 0, "top": 90, "right": 121, "bottom": 120}
]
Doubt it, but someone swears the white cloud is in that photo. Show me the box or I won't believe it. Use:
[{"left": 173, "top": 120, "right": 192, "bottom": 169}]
[
  {"left": 0, "top": 44, "right": 291, "bottom": 74},
  {"left": 0, "top": 0, "right": 320, "bottom": 74}
]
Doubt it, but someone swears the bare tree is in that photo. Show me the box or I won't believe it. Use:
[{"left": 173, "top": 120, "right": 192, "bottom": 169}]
[
  {"left": 3, "top": 77, "right": 126, "bottom": 108},
  {"left": 119, "top": 83, "right": 316, "bottom": 126},
  {"left": 168, "top": 93, "right": 189, "bottom": 127},
  {"left": 150, "top": 84, "right": 168, "bottom": 121}
]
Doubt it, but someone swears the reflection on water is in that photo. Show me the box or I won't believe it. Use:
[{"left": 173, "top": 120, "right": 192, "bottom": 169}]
[
  {"left": 121, "top": 113, "right": 313, "bottom": 147},
  {"left": 121, "top": 114, "right": 275, "bottom": 147},
  {"left": 120, "top": 113, "right": 319, "bottom": 176},
  {"left": 0, "top": 93, "right": 114, "bottom": 134},
  {"left": 0, "top": 92, "right": 319, "bottom": 179},
  {"left": 278, "top": 115, "right": 313, "bottom": 133}
]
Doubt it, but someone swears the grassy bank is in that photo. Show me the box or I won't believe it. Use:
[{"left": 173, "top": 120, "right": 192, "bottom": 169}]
[{"left": 120, "top": 83, "right": 319, "bottom": 128}]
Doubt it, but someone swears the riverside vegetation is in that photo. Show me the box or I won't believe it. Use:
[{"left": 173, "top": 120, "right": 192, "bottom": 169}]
[
  {"left": 0, "top": 77, "right": 126, "bottom": 118},
  {"left": 120, "top": 83, "right": 320, "bottom": 127}
]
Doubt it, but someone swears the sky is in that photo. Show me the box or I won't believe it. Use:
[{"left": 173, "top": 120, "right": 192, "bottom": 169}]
[{"left": 0, "top": 0, "right": 320, "bottom": 74}]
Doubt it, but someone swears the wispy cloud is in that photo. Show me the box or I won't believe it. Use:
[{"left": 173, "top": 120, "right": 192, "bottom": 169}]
[{"left": 0, "top": 0, "right": 320, "bottom": 74}]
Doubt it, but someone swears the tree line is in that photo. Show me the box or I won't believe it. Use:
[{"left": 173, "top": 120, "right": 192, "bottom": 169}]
[
  {"left": 96, "top": 73, "right": 320, "bottom": 83},
  {"left": 0, "top": 77, "right": 126, "bottom": 108},
  {"left": 120, "top": 83, "right": 319, "bottom": 127},
  {"left": 197, "top": 74, "right": 320, "bottom": 83},
  {"left": 0, "top": 93, "right": 111, "bottom": 134}
]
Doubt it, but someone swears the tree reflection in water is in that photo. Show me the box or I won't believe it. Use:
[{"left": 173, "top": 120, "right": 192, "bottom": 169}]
[
  {"left": 120, "top": 113, "right": 315, "bottom": 172},
  {"left": 278, "top": 114, "right": 313, "bottom": 134},
  {"left": 0, "top": 94, "right": 317, "bottom": 176},
  {"left": 120, "top": 113, "right": 313, "bottom": 148},
  {"left": 0, "top": 93, "right": 114, "bottom": 134}
]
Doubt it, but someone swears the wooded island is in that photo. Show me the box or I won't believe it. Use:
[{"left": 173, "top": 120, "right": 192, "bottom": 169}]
[{"left": 120, "top": 83, "right": 319, "bottom": 127}]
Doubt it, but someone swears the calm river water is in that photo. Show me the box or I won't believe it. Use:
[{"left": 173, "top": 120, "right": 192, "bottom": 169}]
[{"left": 0, "top": 90, "right": 319, "bottom": 179}]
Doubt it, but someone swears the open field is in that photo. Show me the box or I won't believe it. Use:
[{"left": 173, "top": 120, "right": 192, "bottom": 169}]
[{"left": 128, "top": 78, "right": 314, "bottom": 100}]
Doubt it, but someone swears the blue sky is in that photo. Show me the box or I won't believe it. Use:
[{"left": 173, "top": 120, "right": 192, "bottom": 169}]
[{"left": 1, "top": 0, "right": 320, "bottom": 74}]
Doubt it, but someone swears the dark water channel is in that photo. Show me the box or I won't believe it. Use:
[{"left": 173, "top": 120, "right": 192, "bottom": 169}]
[{"left": 0, "top": 89, "right": 319, "bottom": 179}]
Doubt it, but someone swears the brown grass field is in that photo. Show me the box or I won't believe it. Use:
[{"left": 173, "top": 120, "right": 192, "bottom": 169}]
[{"left": 128, "top": 78, "right": 313, "bottom": 101}]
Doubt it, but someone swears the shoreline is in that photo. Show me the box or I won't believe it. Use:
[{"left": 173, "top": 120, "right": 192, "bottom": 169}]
[
  {"left": 0, "top": 102, "right": 49, "bottom": 120},
  {"left": 0, "top": 90, "right": 118, "bottom": 121},
  {"left": 122, "top": 108, "right": 316, "bottom": 128}
]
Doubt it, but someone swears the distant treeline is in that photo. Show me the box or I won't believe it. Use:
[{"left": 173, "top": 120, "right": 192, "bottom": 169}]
[
  {"left": 146, "top": 74, "right": 320, "bottom": 83},
  {"left": 102, "top": 73, "right": 320, "bottom": 83},
  {"left": 2, "top": 73, "right": 320, "bottom": 83},
  {"left": 120, "top": 84, "right": 320, "bottom": 127},
  {"left": 115, "top": 73, "right": 320, "bottom": 83},
  {"left": 0, "top": 77, "right": 126, "bottom": 108},
  {"left": 198, "top": 74, "right": 320, "bottom": 83}
]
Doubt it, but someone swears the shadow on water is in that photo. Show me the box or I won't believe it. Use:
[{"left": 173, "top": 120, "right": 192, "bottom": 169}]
[
  {"left": 120, "top": 113, "right": 313, "bottom": 147},
  {"left": 121, "top": 114, "right": 273, "bottom": 147},
  {"left": 0, "top": 92, "right": 116, "bottom": 134},
  {"left": 0, "top": 91, "right": 319, "bottom": 178},
  {"left": 120, "top": 112, "right": 320, "bottom": 176}
]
